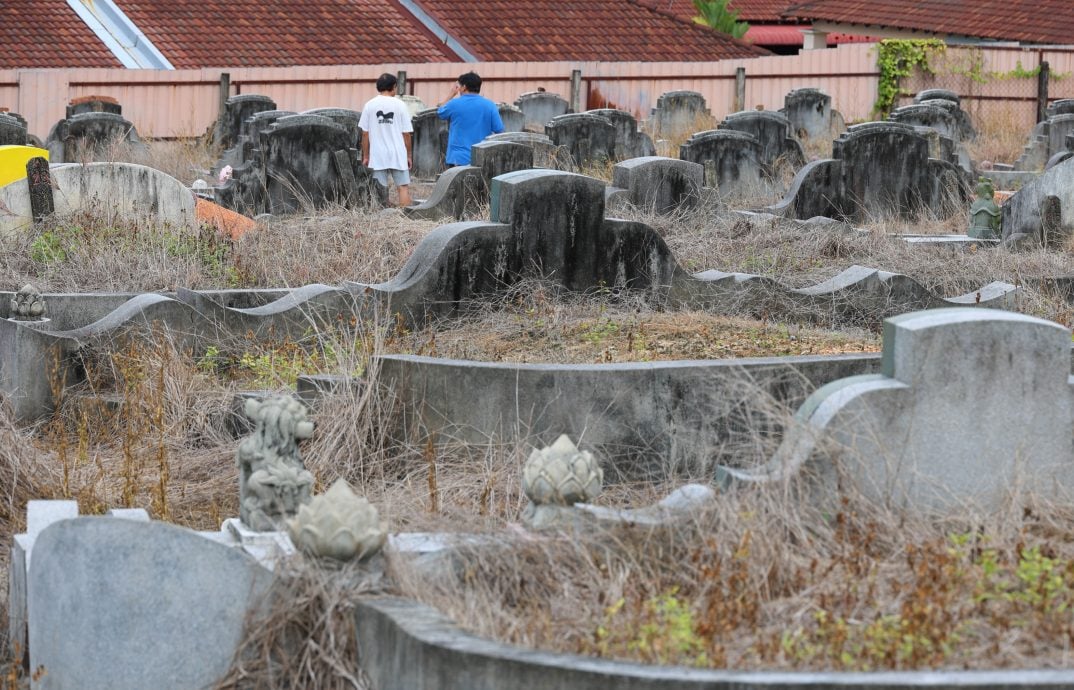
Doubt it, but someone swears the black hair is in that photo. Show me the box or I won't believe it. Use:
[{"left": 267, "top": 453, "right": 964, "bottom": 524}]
[
  {"left": 458, "top": 71, "right": 482, "bottom": 94},
  {"left": 376, "top": 73, "right": 398, "bottom": 93}
]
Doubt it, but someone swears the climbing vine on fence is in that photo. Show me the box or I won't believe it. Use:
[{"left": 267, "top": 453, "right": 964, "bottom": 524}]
[{"left": 873, "top": 39, "right": 946, "bottom": 117}]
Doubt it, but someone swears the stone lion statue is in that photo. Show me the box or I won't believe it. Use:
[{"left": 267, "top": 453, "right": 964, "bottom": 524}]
[{"left": 237, "top": 395, "right": 315, "bottom": 531}]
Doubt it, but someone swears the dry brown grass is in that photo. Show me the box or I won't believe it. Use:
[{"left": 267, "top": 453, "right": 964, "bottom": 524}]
[
  {"left": 965, "top": 103, "right": 1034, "bottom": 167},
  {"left": 643, "top": 111, "right": 718, "bottom": 158},
  {"left": 5, "top": 136, "right": 1074, "bottom": 679},
  {"left": 390, "top": 483, "right": 1074, "bottom": 672}
]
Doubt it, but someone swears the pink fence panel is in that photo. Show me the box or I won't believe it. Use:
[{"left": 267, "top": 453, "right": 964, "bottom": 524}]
[{"left": 5, "top": 43, "right": 890, "bottom": 140}]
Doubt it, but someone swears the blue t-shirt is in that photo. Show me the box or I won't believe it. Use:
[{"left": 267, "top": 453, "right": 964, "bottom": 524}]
[{"left": 437, "top": 94, "right": 505, "bottom": 165}]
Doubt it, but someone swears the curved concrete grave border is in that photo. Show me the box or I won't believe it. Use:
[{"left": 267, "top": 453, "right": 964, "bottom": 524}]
[
  {"left": 357, "top": 596, "right": 1074, "bottom": 690},
  {"left": 719, "top": 308, "right": 1074, "bottom": 514},
  {"left": 368, "top": 352, "right": 880, "bottom": 477},
  {"left": 0, "top": 169, "right": 1016, "bottom": 422}
]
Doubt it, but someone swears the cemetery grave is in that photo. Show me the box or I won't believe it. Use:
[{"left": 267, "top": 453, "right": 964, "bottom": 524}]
[{"left": 5, "top": 86, "right": 1074, "bottom": 688}]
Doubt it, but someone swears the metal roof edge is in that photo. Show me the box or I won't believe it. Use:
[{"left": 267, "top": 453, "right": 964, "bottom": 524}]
[
  {"left": 395, "top": 0, "right": 479, "bottom": 63},
  {"left": 66, "top": 0, "right": 174, "bottom": 69}
]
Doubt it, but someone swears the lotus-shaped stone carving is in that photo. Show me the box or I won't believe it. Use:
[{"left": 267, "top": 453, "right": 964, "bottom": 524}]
[
  {"left": 287, "top": 479, "right": 387, "bottom": 561},
  {"left": 522, "top": 434, "right": 603, "bottom": 506}
]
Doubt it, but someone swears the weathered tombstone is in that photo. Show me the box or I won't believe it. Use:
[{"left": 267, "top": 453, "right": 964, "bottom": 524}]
[
  {"left": 1049, "top": 99, "right": 1074, "bottom": 117},
  {"left": 1002, "top": 153, "right": 1074, "bottom": 244},
  {"left": 679, "top": 129, "right": 767, "bottom": 199},
  {"left": 837, "top": 122, "right": 932, "bottom": 219},
  {"left": 913, "top": 88, "right": 960, "bottom": 106},
  {"left": 781, "top": 88, "right": 831, "bottom": 141},
  {"left": 0, "top": 110, "right": 28, "bottom": 131},
  {"left": 471, "top": 140, "right": 533, "bottom": 181},
  {"left": 411, "top": 108, "right": 448, "bottom": 178},
  {"left": 25, "top": 157, "right": 53, "bottom": 223},
  {"left": 487, "top": 131, "right": 557, "bottom": 167},
  {"left": 65, "top": 95, "right": 122, "bottom": 119},
  {"left": 514, "top": 91, "right": 570, "bottom": 130},
  {"left": 215, "top": 94, "right": 276, "bottom": 150},
  {"left": 588, "top": 108, "right": 655, "bottom": 159},
  {"left": 719, "top": 110, "right": 806, "bottom": 168},
  {"left": 1, "top": 162, "right": 198, "bottom": 233},
  {"left": 545, "top": 113, "right": 616, "bottom": 168},
  {"left": 489, "top": 169, "right": 677, "bottom": 293},
  {"left": 0, "top": 113, "right": 27, "bottom": 146},
  {"left": 721, "top": 309, "right": 1074, "bottom": 514},
  {"left": 913, "top": 89, "right": 976, "bottom": 141},
  {"left": 46, "top": 112, "right": 146, "bottom": 164},
  {"left": 260, "top": 114, "right": 357, "bottom": 213},
  {"left": 303, "top": 107, "right": 362, "bottom": 147},
  {"left": 1040, "top": 194, "right": 1064, "bottom": 249},
  {"left": 650, "top": 90, "right": 710, "bottom": 138},
  {"left": 610, "top": 156, "right": 703, "bottom": 214},
  {"left": 29, "top": 517, "right": 275, "bottom": 690},
  {"left": 497, "top": 103, "right": 525, "bottom": 133},
  {"left": 890, "top": 103, "right": 960, "bottom": 142},
  {"left": 216, "top": 109, "right": 296, "bottom": 171},
  {"left": 769, "top": 122, "right": 964, "bottom": 222},
  {"left": 1046, "top": 114, "right": 1074, "bottom": 161},
  {"left": 399, "top": 95, "right": 428, "bottom": 117}
]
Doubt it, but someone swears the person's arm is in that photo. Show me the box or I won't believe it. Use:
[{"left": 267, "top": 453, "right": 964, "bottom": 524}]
[
  {"left": 490, "top": 105, "right": 505, "bottom": 134},
  {"left": 361, "top": 130, "right": 370, "bottom": 167},
  {"left": 403, "top": 132, "right": 413, "bottom": 170},
  {"left": 437, "top": 83, "right": 462, "bottom": 118}
]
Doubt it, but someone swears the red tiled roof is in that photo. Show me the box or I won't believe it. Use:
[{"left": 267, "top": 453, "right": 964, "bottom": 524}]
[
  {"left": 115, "top": 0, "right": 458, "bottom": 68},
  {"left": 785, "top": 0, "right": 1074, "bottom": 44},
  {"left": 637, "top": 0, "right": 796, "bottom": 24},
  {"left": 744, "top": 24, "right": 875, "bottom": 45},
  {"left": 0, "top": 0, "right": 122, "bottom": 69},
  {"left": 412, "top": 0, "right": 769, "bottom": 61}
]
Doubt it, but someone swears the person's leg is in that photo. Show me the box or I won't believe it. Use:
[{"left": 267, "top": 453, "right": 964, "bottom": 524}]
[
  {"left": 371, "top": 169, "right": 390, "bottom": 200},
  {"left": 392, "top": 169, "right": 412, "bottom": 207}
]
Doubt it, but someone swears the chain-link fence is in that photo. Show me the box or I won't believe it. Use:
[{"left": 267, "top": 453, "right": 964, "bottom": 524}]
[{"left": 900, "top": 46, "right": 1074, "bottom": 164}]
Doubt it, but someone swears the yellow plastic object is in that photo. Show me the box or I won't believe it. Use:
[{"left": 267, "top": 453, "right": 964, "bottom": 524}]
[{"left": 0, "top": 146, "right": 49, "bottom": 188}]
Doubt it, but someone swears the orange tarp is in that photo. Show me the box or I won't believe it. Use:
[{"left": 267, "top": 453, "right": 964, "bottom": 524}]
[{"left": 194, "top": 197, "right": 256, "bottom": 240}]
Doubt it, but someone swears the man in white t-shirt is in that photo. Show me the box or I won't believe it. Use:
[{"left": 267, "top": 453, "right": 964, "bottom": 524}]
[{"left": 359, "top": 73, "right": 413, "bottom": 207}]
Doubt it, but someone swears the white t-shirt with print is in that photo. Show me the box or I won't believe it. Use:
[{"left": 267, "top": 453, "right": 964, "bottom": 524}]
[{"left": 358, "top": 94, "right": 413, "bottom": 171}]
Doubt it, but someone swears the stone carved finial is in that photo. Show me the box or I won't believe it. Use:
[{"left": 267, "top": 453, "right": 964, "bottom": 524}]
[
  {"left": 237, "top": 396, "right": 315, "bottom": 531},
  {"left": 522, "top": 434, "right": 603, "bottom": 507},
  {"left": 10, "top": 284, "right": 46, "bottom": 320},
  {"left": 288, "top": 479, "right": 387, "bottom": 561}
]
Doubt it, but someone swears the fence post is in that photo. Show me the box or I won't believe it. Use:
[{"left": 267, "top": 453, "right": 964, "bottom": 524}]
[
  {"left": 734, "top": 67, "right": 746, "bottom": 112},
  {"left": 397, "top": 70, "right": 408, "bottom": 95},
  {"left": 570, "top": 69, "right": 582, "bottom": 112},
  {"left": 1037, "top": 61, "right": 1050, "bottom": 123},
  {"left": 217, "top": 72, "right": 230, "bottom": 125}
]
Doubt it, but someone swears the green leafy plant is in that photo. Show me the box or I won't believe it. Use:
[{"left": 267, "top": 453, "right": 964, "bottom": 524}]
[
  {"left": 579, "top": 317, "right": 619, "bottom": 345},
  {"left": 691, "top": 0, "right": 749, "bottom": 40},
  {"left": 873, "top": 39, "right": 946, "bottom": 117},
  {"left": 594, "top": 588, "right": 709, "bottom": 666},
  {"left": 30, "top": 227, "right": 80, "bottom": 264}
]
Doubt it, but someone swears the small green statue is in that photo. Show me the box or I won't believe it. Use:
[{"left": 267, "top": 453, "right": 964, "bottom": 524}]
[{"left": 968, "top": 177, "right": 1001, "bottom": 240}]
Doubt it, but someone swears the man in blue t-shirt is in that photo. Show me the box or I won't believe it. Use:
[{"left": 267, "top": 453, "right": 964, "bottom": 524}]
[{"left": 436, "top": 71, "right": 505, "bottom": 166}]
